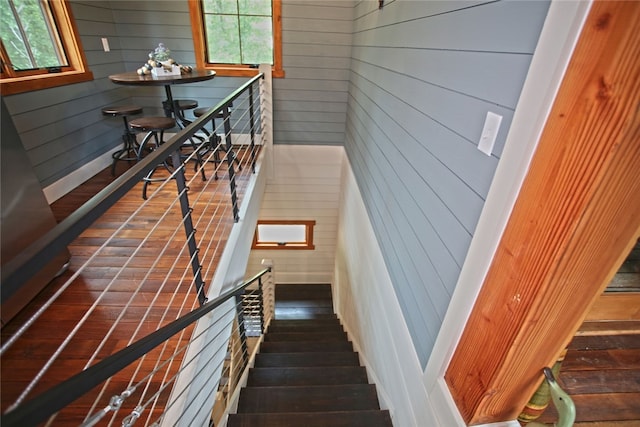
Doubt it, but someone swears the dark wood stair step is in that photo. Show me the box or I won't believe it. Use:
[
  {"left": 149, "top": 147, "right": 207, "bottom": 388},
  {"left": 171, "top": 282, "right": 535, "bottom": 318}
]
[
  {"left": 275, "top": 284, "right": 332, "bottom": 299},
  {"left": 264, "top": 331, "right": 348, "bottom": 342},
  {"left": 254, "top": 352, "right": 361, "bottom": 368},
  {"left": 273, "top": 310, "right": 337, "bottom": 320},
  {"left": 275, "top": 299, "right": 333, "bottom": 308},
  {"left": 260, "top": 341, "right": 353, "bottom": 353},
  {"left": 227, "top": 410, "right": 393, "bottom": 427},
  {"left": 267, "top": 323, "right": 345, "bottom": 333},
  {"left": 269, "top": 318, "right": 342, "bottom": 327},
  {"left": 236, "top": 384, "right": 381, "bottom": 413},
  {"left": 246, "top": 366, "right": 369, "bottom": 386}
]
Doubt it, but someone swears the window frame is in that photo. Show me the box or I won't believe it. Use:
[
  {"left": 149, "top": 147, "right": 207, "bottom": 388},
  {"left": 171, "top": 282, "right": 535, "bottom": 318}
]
[
  {"left": 252, "top": 220, "right": 315, "bottom": 250},
  {"left": 0, "top": 0, "right": 93, "bottom": 96},
  {"left": 188, "top": 0, "right": 284, "bottom": 78}
]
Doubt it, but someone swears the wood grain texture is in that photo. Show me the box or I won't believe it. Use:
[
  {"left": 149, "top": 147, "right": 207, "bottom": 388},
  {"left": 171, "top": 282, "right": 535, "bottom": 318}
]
[
  {"left": 1, "top": 148, "right": 257, "bottom": 425},
  {"left": 445, "top": 1, "right": 640, "bottom": 424}
]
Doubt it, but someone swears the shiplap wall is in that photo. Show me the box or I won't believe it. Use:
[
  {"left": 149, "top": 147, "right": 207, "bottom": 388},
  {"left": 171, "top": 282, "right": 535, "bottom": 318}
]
[
  {"left": 246, "top": 145, "right": 343, "bottom": 283},
  {"left": 345, "top": 0, "right": 550, "bottom": 367},
  {"left": 2, "top": 1, "right": 130, "bottom": 188},
  {"left": 273, "top": 0, "right": 353, "bottom": 145}
]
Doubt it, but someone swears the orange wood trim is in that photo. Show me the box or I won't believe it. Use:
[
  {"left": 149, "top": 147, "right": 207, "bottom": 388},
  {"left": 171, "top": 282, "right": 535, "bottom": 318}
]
[
  {"left": 445, "top": 1, "right": 640, "bottom": 424},
  {"left": 0, "top": 0, "right": 93, "bottom": 95},
  {"left": 188, "top": 0, "right": 206, "bottom": 70},
  {"left": 272, "top": 0, "right": 285, "bottom": 78}
]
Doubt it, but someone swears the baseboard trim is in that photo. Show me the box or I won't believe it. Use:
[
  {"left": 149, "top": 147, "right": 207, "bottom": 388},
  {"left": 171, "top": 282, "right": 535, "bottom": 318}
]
[{"left": 43, "top": 150, "right": 113, "bottom": 204}]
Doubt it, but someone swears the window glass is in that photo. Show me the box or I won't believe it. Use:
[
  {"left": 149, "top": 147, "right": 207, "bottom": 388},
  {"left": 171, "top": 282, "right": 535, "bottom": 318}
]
[
  {"left": 0, "top": 0, "right": 67, "bottom": 70},
  {"left": 258, "top": 224, "right": 306, "bottom": 243},
  {"left": 202, "top": 0, "right": 272, "bottom": 65},
  {"left": 189, "top": 0, "right": 283, "bottom": 77},
  {"left": 252, "top": 220, "right": 315, "bottom": 250}
]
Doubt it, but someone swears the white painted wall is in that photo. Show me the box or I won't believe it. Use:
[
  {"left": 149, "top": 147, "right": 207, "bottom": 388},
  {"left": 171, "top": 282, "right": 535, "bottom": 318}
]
[
  {"left": 247, "top": 144, "right": 343, "bottom": 283},
  {"left": 333, "top": 155, "right": 435, "bottom": 427}
]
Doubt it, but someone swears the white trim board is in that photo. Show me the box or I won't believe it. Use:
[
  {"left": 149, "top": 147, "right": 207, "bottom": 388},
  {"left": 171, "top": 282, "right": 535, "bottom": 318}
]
[{"left": 423, "top": 1, "right": 592, "bottom": 425}]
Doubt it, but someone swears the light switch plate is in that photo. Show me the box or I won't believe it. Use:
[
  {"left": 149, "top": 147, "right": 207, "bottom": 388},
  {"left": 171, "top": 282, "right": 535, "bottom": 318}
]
[
  {"left": 478, "top": 111, "right": 502, "bottom": 156},
  {"left": 101, "top": 37, "right": 110, "bottom": 52}
]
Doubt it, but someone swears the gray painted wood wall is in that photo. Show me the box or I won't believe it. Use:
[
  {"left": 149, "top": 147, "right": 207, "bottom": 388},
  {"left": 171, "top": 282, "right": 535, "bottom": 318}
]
[
  {"left": 345, "top": 0, "right": 550, "bottom": 367},
  {"left": 274, "top": 1, "right": 353, "bottom": 145}
]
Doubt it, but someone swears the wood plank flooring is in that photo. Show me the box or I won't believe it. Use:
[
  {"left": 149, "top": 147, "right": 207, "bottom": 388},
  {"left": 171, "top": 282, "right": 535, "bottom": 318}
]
[{"left": 1, "top": 147, "right": 257, "bottom": 425}]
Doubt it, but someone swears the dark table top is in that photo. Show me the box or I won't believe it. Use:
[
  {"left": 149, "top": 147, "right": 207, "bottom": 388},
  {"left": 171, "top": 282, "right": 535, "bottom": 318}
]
[{"left": 108, "top": 69, "right": 216, "bottom": 86}]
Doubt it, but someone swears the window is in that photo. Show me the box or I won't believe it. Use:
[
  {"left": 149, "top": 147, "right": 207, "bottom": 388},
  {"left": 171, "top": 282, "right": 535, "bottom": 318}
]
[
  {"left": 0, "top": 0, "right": 93, "bottom": 95},
  {"left": 252, "top": 220, "right": 315, "bottom": 250},
  {"left": 188, "top": 0, "right": 284, "bottom": 77}
]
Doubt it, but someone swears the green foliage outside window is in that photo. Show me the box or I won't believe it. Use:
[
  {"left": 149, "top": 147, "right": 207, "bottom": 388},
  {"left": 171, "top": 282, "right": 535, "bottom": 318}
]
[
  {"left": 0, "top": 0, "right": 67, "bottom": 71},
  {"left": 202, "top": 0, "right": 273, "bottom": 65}
]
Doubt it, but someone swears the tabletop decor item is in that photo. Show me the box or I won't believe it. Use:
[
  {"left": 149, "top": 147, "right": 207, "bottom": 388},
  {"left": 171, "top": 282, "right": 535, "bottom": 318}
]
[{"left": 136, "top": 43, "right": 193, "bottom": 77}]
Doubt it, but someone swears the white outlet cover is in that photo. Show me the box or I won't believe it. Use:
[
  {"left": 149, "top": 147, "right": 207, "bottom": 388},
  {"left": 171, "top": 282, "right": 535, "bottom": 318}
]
[
  {"left": 478, "top": 111, "right": 503, "bottom": 156},
  {"left": 101, "top": 37, "right": 110, "bottom": 52}
]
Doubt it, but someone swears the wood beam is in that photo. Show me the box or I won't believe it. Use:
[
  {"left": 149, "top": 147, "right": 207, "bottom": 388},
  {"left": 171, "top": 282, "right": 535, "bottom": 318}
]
[{"left": 445, "top": 1, "right": 640, "bottom": 424}]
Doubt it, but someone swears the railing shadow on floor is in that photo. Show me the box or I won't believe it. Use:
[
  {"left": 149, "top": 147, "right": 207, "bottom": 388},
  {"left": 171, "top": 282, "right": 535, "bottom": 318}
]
[{"left": 1, "top": 72, "right": 275, "bottom": 427}]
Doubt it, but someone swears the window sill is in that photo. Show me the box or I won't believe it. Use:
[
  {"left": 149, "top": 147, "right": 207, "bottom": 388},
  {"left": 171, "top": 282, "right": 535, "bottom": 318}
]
[
  {"left": 0, "top": 70, "right": 94, "bottom": 96},
  {"left": 204, "top": 65, "right": 284, "bottom": 78}
]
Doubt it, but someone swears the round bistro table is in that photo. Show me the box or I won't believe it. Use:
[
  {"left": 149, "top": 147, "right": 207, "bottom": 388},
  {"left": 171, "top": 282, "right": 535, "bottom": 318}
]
[{"left": 108, "top": 69, "right": 216, "bottom": 124}]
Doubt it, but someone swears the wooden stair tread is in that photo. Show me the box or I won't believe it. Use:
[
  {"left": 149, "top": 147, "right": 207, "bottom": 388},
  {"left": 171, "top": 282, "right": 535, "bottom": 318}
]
[
  {"left": 268, "top": 319, "right": 342, "bottom": 329},
  {"left": 568, "top": 334, "right": 640, "bottom": 350},
  {"left": 273, "top": 311, "right": 337, "bottom": 320},
  {"left": 236, "top": 384, "right": 381, "bottom": 413},
  {"left": 247, "top": 366, "right": 369, "bottom": 387},
  {"left": 537, "top": 392, "right": 640, "bottom": 423},
  {"left": 275, "top": 300, "right": 333, "bottom": 308},
  {"left": 260, "top": 340, "right": 353, "bottom": 353},
  {"left": 267, "top": 324, "right": 345, "bottom": 333},
  {"left": 254, "top": 352, "right": 361, "bottom": 367},
  {"left": 227, "top": 410, "right": 393, "bottom": 427},
  {"left": 559, "top": 369, "right": 640, "bottom": 394}
]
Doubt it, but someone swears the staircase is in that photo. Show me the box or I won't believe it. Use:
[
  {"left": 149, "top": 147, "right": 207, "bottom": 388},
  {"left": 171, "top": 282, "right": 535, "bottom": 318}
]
[{"left": 227, "top": 284, "right": 393, "bottom": 426}]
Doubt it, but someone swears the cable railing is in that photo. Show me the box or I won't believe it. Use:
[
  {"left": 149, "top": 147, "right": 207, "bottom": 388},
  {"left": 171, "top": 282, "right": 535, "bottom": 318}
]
[{"left": 0, "top": 71, "right": 273, "bottom": 426}]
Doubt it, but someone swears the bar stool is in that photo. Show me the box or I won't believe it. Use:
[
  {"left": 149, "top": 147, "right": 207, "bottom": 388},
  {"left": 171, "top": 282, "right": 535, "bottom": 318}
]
[
  {"left": 162, "top": 99, "right": 198, "bottom": 128},
  {"left": 193, "top": 106, "right": 242, "bottom": 178},
  {"left": 101, "top": 105, "right": 143, "bottom": 176},
  {"left": 129, "top": 116, "right": 176, "bottom": 199}
]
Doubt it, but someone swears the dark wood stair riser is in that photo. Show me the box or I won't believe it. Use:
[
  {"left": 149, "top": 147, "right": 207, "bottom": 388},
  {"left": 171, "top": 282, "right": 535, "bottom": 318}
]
[
  {"left": 275, "top": 284, "right": 333, "bottom": 300},
  {"left": 247, "top": 366, "right": 369, "bottom": 387},
  {"left": 237, "top": 384, "right": 380, "bottom": 413},
  {"left": 267, "top": 324, "right": 345, "bottom": 333},
  {"left": 227, "top": 410, "right": 393, "bottom": 427},
  {"left": 264, "top": 331, "right": 348, "bottom": 342},
  {"left": 260, "top": 341, "right": 353, "bottom": 353},
  {"left": 254, "top": 352, "right": 361, "bottom": 368}
]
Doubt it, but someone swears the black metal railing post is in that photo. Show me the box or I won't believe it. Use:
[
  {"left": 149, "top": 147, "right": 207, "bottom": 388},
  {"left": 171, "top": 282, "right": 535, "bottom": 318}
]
[
  {"left": 222, "top": 105, "right": 239, "bottom": 222},
  {"left": 171, "top": 151, "right": 206, "bottom": 305}
]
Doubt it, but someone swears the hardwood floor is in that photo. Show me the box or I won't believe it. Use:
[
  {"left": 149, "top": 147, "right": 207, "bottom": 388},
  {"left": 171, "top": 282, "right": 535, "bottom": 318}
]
[{"left": 1, "top": 147, "right": 258, "bottom": 425}]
